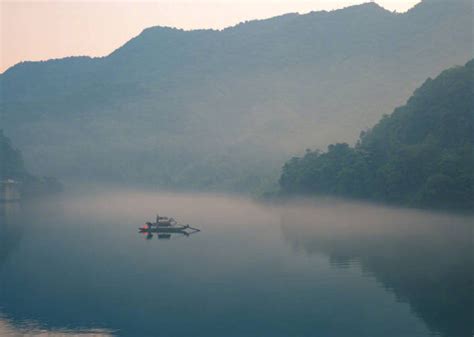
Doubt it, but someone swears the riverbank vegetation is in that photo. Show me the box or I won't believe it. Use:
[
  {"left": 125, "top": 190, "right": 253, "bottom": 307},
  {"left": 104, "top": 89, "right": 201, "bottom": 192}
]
[
  {"left": 279, "top": 60, "right": 474, "bottom": 210},
  {"left": 0, "top": 130, "right": 62, "bottom": 197}
]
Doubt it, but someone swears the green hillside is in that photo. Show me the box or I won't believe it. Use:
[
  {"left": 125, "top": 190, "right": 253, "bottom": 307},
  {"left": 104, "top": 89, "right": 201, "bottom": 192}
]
[
  {"left": 0, "top": 130, "right": 27, "bottom": 181},
  {"left": 279, "top": 60, "right": 474, "bottom": 209},
  {"left": 0, "top": 130, "right": 61, "bottom": 196}
]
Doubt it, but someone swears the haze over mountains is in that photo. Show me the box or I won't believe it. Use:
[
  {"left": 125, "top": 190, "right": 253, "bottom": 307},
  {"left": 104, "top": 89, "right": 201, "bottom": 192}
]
[
  {"left": 279, "top": 60, "right": 474, "bottom": 209},
  {"left": 1, "top": 0, "right": 472, "bottom": 192}
]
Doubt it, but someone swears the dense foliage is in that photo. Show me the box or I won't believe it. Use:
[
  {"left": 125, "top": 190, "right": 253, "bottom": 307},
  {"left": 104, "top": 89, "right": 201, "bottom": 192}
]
[
  {"left": 0, "top": 129, "right": 26, "bottom": 180},
  {"left": 0, "top": 130, "right": 61, "bottom": 196},
  {"left": 280, "top": 60, "right": 474, "bottom": 209},
  {"left": 0, "top": 0, "right": 471, "bottom": 192}
]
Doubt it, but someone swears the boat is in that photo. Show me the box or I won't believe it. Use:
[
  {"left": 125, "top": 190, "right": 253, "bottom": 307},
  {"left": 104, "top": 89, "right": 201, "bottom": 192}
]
[
  {"left": 138, "top": 224, "right": 190, "bottom": 233},
  {"left": 138, "top": 214, "right": 200, "bottom": 237},
  {"left": 153, "top": 215, "right": 178, "bottom": 226}
]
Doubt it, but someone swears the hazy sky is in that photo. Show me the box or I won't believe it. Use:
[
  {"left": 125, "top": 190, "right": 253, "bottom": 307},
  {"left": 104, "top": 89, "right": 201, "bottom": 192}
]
[{"left": 1, "top": 0, "right": 421, "bottom": 73}]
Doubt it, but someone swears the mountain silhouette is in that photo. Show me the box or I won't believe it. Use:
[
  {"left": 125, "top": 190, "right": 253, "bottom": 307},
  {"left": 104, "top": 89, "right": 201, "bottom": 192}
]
[{"left": 1, "top": 0, "right": 472, "bottom": 191}]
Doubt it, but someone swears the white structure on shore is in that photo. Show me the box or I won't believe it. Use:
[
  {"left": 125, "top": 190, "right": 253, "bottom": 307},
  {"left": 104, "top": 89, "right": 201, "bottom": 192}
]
[{"left": 0, "top": 180, "right": 21, "bottom": 202}]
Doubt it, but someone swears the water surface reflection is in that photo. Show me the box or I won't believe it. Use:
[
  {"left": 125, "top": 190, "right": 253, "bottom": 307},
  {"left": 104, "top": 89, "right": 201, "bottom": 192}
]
[
  {"left": 280, "top": 200, "right": 473, "bottom": 337},
  {"left": 0, "top": 316, "right": 114, "bottom": 337},
  {"left": 0, "top": 203, "right": 22, "bottom": 269},
  {"left": 0, "top": 191, "right": 471, "bottom": 336}
]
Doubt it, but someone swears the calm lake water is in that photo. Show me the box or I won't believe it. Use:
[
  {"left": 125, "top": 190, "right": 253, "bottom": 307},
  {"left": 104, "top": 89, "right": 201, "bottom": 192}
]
[{"left": 0, "top": 190, "right": 472, "bottom": 337}]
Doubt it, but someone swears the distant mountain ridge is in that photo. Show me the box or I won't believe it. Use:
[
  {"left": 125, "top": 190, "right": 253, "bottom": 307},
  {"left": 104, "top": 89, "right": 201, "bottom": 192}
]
[{"left": 1, "top": 0, "right": 472, "bottom": 191}]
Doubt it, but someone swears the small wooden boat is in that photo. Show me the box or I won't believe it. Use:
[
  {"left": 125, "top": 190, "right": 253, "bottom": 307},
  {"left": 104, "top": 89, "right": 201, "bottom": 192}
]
[{"left": 138, "top": 214, "right": 200, "bottom": 236}]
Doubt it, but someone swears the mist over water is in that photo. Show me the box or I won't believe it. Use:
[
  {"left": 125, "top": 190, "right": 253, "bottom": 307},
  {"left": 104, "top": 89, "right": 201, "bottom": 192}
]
[
  {"left": 0, "top": 188, "right": 472, "bottom": 337},
  {"left": 1, "top": 1, "right": 472, "bottom": 336}
]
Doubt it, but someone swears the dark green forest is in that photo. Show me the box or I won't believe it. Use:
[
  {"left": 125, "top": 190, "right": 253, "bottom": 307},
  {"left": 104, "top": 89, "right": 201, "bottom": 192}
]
[
  {"left": 0, "top": 130, "right": 27, "bottom": 180},
  {"left": 0, "top": 130, "right": 61, "bottom": 196},
  {"left": 279, "top": 60, "right": 474, "bottom": 209}
]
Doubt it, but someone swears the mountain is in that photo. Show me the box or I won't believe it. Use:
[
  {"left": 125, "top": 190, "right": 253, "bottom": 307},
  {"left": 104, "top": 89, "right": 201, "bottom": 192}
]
[
  {"left": 279, "top": 60, "right": 474, "bottom": 209},
  {"left": 0, "top": 0, "right": 472, "bottom": 191},
  {"left": 0, "top": 130, "right": 26, "bottom": 181},
  {"left": 0, "top": 130, "right": 61, "bottom": 196}
]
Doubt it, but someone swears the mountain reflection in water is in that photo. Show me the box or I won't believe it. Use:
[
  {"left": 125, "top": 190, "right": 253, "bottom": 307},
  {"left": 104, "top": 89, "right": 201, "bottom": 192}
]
[
  {"left": 0, "top": 191, "right": 472, "bottom": 337},
  {"left": 280, "top": 200, "right": 473, "bottom": 337}
]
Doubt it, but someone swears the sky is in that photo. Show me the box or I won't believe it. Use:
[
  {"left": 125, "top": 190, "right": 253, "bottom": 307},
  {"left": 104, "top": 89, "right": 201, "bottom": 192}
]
[{"left": 1, "top": 0, "right": 422, "bottom": 73}]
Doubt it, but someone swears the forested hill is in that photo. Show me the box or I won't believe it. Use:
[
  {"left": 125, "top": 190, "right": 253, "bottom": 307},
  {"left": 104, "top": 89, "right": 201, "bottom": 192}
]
[
  {"left": 0, "top": 130, "right": 27, "bottom": 181},
  {"left": 279, "top": 60, "right": 474, "bottom": 209},
  {"left": 0, "top": 130, "right": 61, "bottom": 196},
  {"left": 1, "top": 0, "right": 472, "bottom": 192}
]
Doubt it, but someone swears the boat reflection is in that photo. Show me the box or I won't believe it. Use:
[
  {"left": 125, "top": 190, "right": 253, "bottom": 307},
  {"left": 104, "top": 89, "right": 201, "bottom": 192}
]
[{"left": 141, "top": 229, "right": 200, "bottom": 240}]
